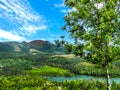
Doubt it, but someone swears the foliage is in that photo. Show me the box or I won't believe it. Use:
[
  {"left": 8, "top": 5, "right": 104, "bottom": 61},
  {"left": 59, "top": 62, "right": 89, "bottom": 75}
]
[
  {"left": 64, "top": 44, "right": 73, "bottom": 54},
  {"left": 63, "top": 0, "right": 120, "bottom": 89},
  {"left": 0, "top": 53, "right": 120, "bottom": 89},
  {"left": 54, "top": 39, "right": 61, "bottom": 47},
  {"left": 0, "top": 59, "right": 32, "bottom": 76},
  {"left": 63, "top": 0, "right": 120, "bottom": 67},
  {"left": 1, "top": 53, "right": 120, "bottom": 77},
  {"left": 0, "top": 75, "right": 120, "bottom": 90},
  {"left": 27, "top": 66, "right": 73, "bottom": 77}
]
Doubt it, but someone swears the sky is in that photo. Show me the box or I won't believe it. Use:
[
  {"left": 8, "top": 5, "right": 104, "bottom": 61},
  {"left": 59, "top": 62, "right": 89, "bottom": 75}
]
[{"left": 0, "top": 0, "right": 72, "bottom": 43}]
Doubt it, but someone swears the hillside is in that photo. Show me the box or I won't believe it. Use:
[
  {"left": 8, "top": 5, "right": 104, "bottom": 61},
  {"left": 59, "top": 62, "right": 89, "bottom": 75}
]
[{"left": 0, "top": 40, "right": 63, "bottom": 53}]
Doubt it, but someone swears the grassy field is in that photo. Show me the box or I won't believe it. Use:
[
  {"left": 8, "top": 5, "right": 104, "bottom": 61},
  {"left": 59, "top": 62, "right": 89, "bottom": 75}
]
[
  {"left": 53, "top": 54, "right": 76, "bottom": 58},
  {"left": 26, "top": 66, "right": 74, "bottom": 76}
]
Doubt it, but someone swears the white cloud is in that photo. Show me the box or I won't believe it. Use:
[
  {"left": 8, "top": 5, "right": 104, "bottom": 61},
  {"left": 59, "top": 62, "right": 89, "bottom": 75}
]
[
  {"left": 21, "top": 24, "right": 47, "bottom": 35},
  {"left": 54, "top": 0, "right": 65, "bottom": 8},
  {"left": 61, "top": 9, "right": 67, "bottom": 13},
  {"left": 54, "top": 0, "right": 77, "bottom": 14},
  {"left": 61, "top": 8, "right": 77, "bottom": 13},
  {"left": 54, "top": 3, "right": 65, "bottom": 8},
  {"left": 0, "top": 29, "right": 25, "bottom": 41},
  {"left": 0, "top": 0, "right": 47, "bottom": 36}
]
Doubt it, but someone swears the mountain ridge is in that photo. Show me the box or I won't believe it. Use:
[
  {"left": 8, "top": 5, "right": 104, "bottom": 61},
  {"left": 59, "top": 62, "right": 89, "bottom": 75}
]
[{"left": 0, "top": 40, "right": 63, "bottom": 53}]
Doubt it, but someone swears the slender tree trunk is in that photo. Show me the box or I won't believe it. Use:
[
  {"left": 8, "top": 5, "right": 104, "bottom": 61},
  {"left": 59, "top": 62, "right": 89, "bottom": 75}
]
[{"left": 106, "top": 69, "right": 110, "bottom": 90}]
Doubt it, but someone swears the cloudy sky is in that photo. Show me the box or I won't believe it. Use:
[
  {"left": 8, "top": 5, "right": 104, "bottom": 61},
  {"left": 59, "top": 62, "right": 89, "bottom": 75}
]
[{"left": 0, "top": 0, "right": 72, "bottom": 42}]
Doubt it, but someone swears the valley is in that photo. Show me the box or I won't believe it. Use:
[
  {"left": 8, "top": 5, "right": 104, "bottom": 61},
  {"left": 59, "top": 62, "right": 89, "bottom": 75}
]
[{"left": 0, "top": 52, "right": 120, "bottom": 89}]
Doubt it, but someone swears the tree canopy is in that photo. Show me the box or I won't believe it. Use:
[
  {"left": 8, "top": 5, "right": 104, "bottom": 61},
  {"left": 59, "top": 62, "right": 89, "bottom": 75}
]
[
  {"left": 63, "top": 0, "right": 120, "bottom": 89},
  {"left": 63, "top": 0, "right": 120, "bottom": 66}
]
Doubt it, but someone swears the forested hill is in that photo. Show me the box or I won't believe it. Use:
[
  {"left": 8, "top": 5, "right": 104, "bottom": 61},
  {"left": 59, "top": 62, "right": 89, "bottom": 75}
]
[{"left": 0, "top": 40, "right": 64, "bottom": 53}]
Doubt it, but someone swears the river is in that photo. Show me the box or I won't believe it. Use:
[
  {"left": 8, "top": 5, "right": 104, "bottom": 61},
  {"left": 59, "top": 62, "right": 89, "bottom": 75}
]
[{"left": 48, "top": 75, "right": 120, "bottom": 84}]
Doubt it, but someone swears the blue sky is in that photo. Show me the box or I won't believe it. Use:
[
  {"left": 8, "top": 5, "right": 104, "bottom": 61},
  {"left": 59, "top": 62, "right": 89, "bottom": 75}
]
[{"left": 0, "top": 0, "right": 72, "bottom": 43}]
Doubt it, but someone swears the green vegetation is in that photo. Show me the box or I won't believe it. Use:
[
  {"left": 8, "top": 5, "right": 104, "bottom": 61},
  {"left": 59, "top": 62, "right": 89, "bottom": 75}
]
[
  {"left": 0, "top": 75, "right": 120, "bottom": 90},
  {"left": 0, "top": 0, "right": 119, "bottom": 90},
  {"left": 0, "top": 53, "right": 120, "bottom": 89},
  {"left": 27, "top": 66, "right": 74, "bottom": 76},
  {"left": 1, "top": 53, "right": 120, "bottom": 77},
  {"left": 63, "top": 0, "right": 120, "bottom": 90}
]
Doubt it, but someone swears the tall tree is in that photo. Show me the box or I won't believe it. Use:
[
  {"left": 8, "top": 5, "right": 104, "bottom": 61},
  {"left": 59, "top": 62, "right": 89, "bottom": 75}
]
[
  {"left": 54, "top": 36, "right": 66, "bottom": 47},
  {"left": 64, "top": 43, "right": 73, "bottom": 54},
  {"left": 60, "top": 36, "right": 66, "bottom": 45},
  {"left": 54, "top": 39, "right": 61, "bottom": 47},
  {"left": 63, "top": 0, "right": 120, "bottom": 90}
]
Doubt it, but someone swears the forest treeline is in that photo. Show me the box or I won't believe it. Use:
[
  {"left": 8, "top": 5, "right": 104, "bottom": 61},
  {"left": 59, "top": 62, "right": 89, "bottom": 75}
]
[{"left": 0, "top": 53, "right": 120, "bottom": 77}]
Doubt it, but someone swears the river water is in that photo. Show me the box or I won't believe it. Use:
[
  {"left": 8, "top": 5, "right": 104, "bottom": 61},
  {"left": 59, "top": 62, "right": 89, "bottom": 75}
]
[{"left": 48, "top": 75, "right": 120, "bottom": 84}]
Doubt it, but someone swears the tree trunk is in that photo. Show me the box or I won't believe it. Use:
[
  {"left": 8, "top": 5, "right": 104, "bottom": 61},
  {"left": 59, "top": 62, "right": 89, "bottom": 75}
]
[{"left": 106, "top": 69, "right": 110, "bottom": 90}]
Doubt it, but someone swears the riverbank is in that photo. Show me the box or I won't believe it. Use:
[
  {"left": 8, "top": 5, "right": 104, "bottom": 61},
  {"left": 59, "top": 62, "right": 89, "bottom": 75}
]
[
  {"left": 47, "top": 75, "right": 120, "bottom": 84},
  {"left": 0, "top": 75, "right": 120, "bottom": 90}
]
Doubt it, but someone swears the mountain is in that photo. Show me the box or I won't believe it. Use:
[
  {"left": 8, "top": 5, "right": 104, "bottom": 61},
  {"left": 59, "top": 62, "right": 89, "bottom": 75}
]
[
  {"left": 0, "top": 42, "right": 14, "bottom": 52},
  {"left": 29, "top": 40, "right": 56, "bottom": 53},
  {"left": 0, "top": 40, "right": 63, "bottom": 53}
]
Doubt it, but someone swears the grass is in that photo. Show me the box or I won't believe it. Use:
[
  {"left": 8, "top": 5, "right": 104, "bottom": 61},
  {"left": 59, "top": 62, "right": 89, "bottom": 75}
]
[
  {"left": 53, "top": 54, "right": 76, "bottom": 58},
  {"left": 26, "top": 66, "right": 74, "bottom": 76}
]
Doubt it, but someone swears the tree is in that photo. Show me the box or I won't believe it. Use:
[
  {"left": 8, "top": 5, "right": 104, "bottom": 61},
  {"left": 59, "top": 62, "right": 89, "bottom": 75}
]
[
  {"left": 54, "top": 36, "right": 67, "bottom": 47},
  {"left": 64, "top": 44, "right": 73, "bottom": 54},
  {"left": 63, "top": 0, "right": 120, "bottom": 90},
  {"left": 60, "top": 36, "right": 66, "bottom": 45},
  {"left": 54, "top": 40, "right": 61, "bottom": 47}
]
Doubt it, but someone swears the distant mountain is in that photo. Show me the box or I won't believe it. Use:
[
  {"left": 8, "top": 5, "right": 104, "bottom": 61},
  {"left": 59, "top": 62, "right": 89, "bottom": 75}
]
[
  {"left": 29, "top": 40, "right": 56, "bottom": 52},
  {"left": 0, "top": 40, "right": 64, "bottom": 53},
  {"left": 0, "top": 42, "right": 14, "bottom": 52}
]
